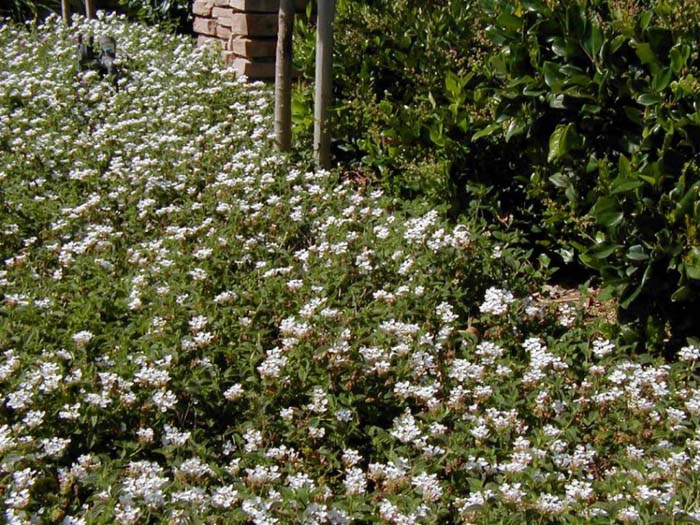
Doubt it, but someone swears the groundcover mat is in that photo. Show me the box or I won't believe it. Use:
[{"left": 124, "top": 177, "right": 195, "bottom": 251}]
[{"left": 1, "top": 13, "right": 700, "bottom": 525}]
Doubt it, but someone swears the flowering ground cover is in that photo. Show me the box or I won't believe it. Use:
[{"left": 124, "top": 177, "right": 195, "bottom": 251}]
[{"left": 2, "top": 13, "right": 700, "bottom": 525}]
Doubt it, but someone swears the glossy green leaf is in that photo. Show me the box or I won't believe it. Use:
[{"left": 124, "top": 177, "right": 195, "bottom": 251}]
[
  {"left": 610, "top": 179, "right": 644, "bottom": 194},
  {"left": 471, "top": 123, "right": 500, "bottom": 141},
  {"left": 637, "top": 94, "right": 662, "bottom": 106},
  {"left": 671, "top": 286, "right": 690, "bottom": 302},
  {"left": 626, "top": 245, "right": 649, "bottom": 261},
  {"left": 587, "top": 242, "right": 619, "bottom": 260},
  {"left": 548, "top": 172, "right": 570, "bottom": 188},
  {"left": 543, "top": 61, "right": 565, "bottom": 91},
  {"left": 548, "top": 123, "right": 580, "bottom": 162},
  {"left": 652, "top": 67, "right": 672, "bottom": 92},
  {"left": 670, "top": 44, "right": 691, "bottom": 73},
  {"left": 685, "top": 247, "right": 700, "bottom": 280},
  {"left": 618, "top": 154, "right": 631, "bottom": 178}
]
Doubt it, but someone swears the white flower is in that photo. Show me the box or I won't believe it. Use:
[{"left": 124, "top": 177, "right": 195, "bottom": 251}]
[
  {"left": 344, "top": 467, "right": 367, "bottom": 495},
  {"left": 72, "top": 330, "right": 94, "bottom": 348},
  {"left": 223, "top": 383, "right": 244, "bottom": 400},
  {"left": 479, "top": 287, "right": 514, "bottom": 316},
  {"left": 211, "top": 485, "right": 239, "bottom": 509},
  {"left": 390, "top": 409, "right": 421, "bottom": 443},
  {"left": 411, "top": 472, "right": 442, "bottom": 502},
  {"left": 592, "top": 338, "right": 615, "bottom": 358},
  {"left": 617, "top": 506, "right": 640, "bottom": 523},
  {"left": 679, "top": 344, "right": 700, "bottom": 361}
]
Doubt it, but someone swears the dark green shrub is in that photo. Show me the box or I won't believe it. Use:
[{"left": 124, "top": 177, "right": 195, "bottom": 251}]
[
  {"left": 116, "top": 0, "right": 192, "bottom": 32},
  {"left": 471, "top": 0, "right": 700, "bottom": 349}
]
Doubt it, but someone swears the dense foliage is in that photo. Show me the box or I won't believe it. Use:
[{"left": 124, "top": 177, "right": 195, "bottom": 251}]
[
  {"left": 471, "top": 0, "right": 700, "bottom": 349},
  {"left": 294, "top": 0, "right": 700, "bottom": 351},
  {"left": 0, "top": 0, "right": 191, "bottom": 33},
  {"left": 292, "top": 0, "right": 490, "bottom": 203},
  {"left": 115, "top": 0, "right": 192, "bottom": 33},
  {"left": 2, "top": 13, "right": 700, "bottom": 525}
]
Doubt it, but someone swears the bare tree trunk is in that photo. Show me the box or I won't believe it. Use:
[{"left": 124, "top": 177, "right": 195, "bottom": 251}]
[
  {"left": 313, "top": 0, "right": 336, "bottom": 170},
  {"left": 274, "top": 0, "right": 294, "bottom": 152},
  {"left": 85, "top": 0, "right": 96, "bottom": 19},
  {"left": 61, "top": 0, "right": 70, "bottom": 24}
]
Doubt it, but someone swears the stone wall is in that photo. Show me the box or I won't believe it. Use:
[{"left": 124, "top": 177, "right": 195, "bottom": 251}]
[{"left": 193, "top": 0, "right": 306, "bottom": 79}]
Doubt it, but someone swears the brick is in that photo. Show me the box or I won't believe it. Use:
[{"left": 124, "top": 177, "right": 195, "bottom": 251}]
[
  {"left": 230, "top": 13, "right": 277, "bottom": 36},
  {"left": 196, "top": 34, "right": 225, "bottom": 48},
  {"left": 193, "top": 0, "right": 215, "bottom": 16},
  {"left": 193, "top": 17, "right": 218, "bottom": 36},
  {"left": 216, "top": 24, "right": 232, "bottom": 38},
  {"left": 229, "top": 0, "right": 307, "bottom": 12},
  {"left": 216, "top": 14, "right": 235, "bottom": 27},
  {"left": 230, "top": 57, "right": 275, "bottom": 79},
  {"left": 222, "top": 50, "right": 237, "bottom": 66},
  {"left": 212, "top": 6, "right": 233, "bottom": 17},
  {"left": 227, "top": 36, "right": 276, "bottom": 58}
]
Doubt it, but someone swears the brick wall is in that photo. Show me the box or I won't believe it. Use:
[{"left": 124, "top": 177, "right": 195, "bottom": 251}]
[{"left": 193, "top": 0, "right": 307, "bottom": 79}]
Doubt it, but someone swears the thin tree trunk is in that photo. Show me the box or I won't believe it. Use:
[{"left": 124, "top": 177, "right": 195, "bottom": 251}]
[
  {"left": 313, "top": 0, "right": 336, "bottom": 170},
  {"left": 85, "top": 0, "right": 96, "bottom": 19},
  {"left": 274, "top": 0, "right": 294, "bottom": 152},
  {"left": 61, "top": 0, "right": 70, "bottom": 24}
]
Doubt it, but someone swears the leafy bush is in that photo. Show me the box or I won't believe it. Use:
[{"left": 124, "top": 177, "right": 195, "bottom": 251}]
[
  {"left": 0, "top": 0, "right": 61, "bottom": 21},
  {"left": 293, "top": 0, "right": 491, "bottom": 203},
  {"left": 470, "top": 0, "right": 700, "bottom": 349},
  {"left": 116, "top": 0, "right": 193, "bottom": 33}
]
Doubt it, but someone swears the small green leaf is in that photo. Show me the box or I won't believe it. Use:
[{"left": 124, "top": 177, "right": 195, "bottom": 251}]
[
  {"left": 610, "top": 179, "right": 644, "bottom": 194},
  {"left": 591, "top": 196, "right": 624, "bottom": 227},
  {"left": 445, "top": 72, "right": 459, "bottom": 97},
  {"left": 685, "top": 247, "right": 700, "bottom": 280},
  {"left": 670, "top": 43, "right": 691, "bottom": 73},
  {"left": 626, "top": 245, "right": 649, "bottom": 261},
  {"left": 588, "top": 242, "right": 619, "bottom": 260},
  {"left": 548, "top": 172, "right": 570, "bottom": 188},
  {"left": 652, "top": 67, "right": 672, "bottom": 92},
  {"left": 618, "top": 154, "right": 631, "bottom": 178},
  {"left": 637, "top": 94, "right": 662, "bottom": 106},
  {"left": 640, "top": 11, "right": 653, "bottom": 30},
  {"left": 471, "top": 123, "right": 500, "bottom": 141},
  {"left": 671, "top": 286, "right": 690, "bottom": 302},
  {"left": 543, "top": 61, "right": 565, "bottom": 91},
  {"left": 548, "top": 123, "right": 580, "bottom": 163},
  {"left": 634, "top": 41, "right": 658, "bottom": 68}
]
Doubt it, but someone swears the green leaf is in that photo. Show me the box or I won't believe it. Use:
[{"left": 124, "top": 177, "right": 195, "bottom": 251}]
[
  {"left": 610, "top": 178, "right": 644, "bottom": 194},
  {"left": 626, "top": 245, "right": 649, "bottom": 261},
  {"left": 505, "top": 118, "right": 525, "bottom": 141},
  {"left": 652, "top": 67, "right": 672, "bottom": 92},
  {"left": 548, "top": 123, "right": 580, "bottom": 163},
  {"left": 671, "top": 286, "right": 690, "bottom": 302},
  {"left": 587, "top": 242, "right": 619, "bottom": 260},
  {"left": 548, "top": 172, "right": 570, "bottom": 188},
  {"left": 591, "top": 196, "right": 624, "bottom": 227},
  {"left": 496, "top": 12, "right": 522, "bottom": 32},
  {"left": 543, "top": 61, "right": 565, "bottom": 91},
  {"left": 445, "top": 72, "right": 459, "bottom": 98},
  {"left": 620, "top": 264, "right": 652, "bottom": 309},
  {"left": 670, "top": 43, "right": 691, "bottom": 74},
  {"left": 618, "top": 154, "right": 631, "bottom": 178},
  {"left": 471, "top": 123, "right": 500, "bottom": 141},
  {"left": 634, "top": 41, "right": 658, "bottom": 69},
  {"left": 584, "top": 22, "right": 603, "bottom": 59},
  {"left": 685, "top": 247, "right": 700, "bottom": 280},
  {"left": 637, "top": 94, "right": 662, "bottom": 106}
]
